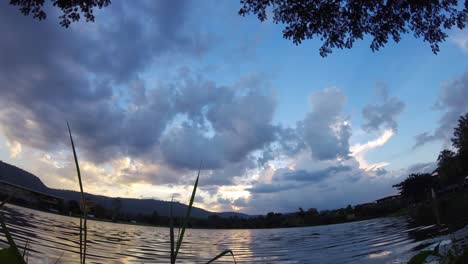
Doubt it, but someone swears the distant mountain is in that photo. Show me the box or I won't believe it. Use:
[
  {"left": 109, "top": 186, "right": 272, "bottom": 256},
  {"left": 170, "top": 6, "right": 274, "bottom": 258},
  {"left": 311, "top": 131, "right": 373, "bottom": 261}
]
[{"left": 0, "top": 160, "right": 250, "bottom": 219}]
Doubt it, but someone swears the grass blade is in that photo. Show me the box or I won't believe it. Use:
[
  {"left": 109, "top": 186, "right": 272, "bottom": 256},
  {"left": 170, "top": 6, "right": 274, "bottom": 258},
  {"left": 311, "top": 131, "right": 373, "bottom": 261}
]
[
  {"left": 205, "top": 250, "right": 237, "bottom": 264},
  {"left": 169, "top": 197, "right": 175, "bottom": 264},
  {"left": 433, "top": 242, "right": 442, "bottom": 257},
  {"left": 22, "top": 239, "right": 29, "bottom": 258},
  {"left": 83, "top": 211, "right": 88, "bottom": 264},
  {"left": 67, "top": 122, "right": 87, "bottom": 264},
  {"left": 79, "top": 216, "right": 83, "bottom": 263},
  {"left": 53, "top": 252, "right": 64, "bottom": 264},
  {"left": 0, "top": 219, "right": 23, "bottom": 263},
  {"left": 174, "top": 163, "right": 201, "bottom": 260},
  {"left": 0, "top": 194, "right": 26, "bottom": 264}
]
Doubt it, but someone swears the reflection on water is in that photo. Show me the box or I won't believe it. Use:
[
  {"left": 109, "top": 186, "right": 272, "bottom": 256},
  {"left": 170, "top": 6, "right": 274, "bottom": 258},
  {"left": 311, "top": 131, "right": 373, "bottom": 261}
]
[{"left": 0, "top": 205, "right": 446, "bottom": 263}]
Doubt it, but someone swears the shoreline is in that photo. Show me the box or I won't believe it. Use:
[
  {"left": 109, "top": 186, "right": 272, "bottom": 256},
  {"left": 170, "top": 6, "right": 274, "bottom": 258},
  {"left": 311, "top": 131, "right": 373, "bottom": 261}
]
[{"left": 4, "top": 202, "right": 406, "bottom": 231}]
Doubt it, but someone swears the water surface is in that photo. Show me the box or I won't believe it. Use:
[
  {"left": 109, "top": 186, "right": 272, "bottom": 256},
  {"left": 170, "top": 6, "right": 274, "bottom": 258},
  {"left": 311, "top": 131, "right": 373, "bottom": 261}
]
[{"left": 0, "top": 205, "right": 444, "bottom": 263}]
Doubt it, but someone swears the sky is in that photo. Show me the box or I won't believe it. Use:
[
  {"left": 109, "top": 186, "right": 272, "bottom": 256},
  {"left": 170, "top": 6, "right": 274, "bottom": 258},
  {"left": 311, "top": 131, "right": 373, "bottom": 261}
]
[{"left": 0, "top": 1, "right": 467, "bottom": 214}]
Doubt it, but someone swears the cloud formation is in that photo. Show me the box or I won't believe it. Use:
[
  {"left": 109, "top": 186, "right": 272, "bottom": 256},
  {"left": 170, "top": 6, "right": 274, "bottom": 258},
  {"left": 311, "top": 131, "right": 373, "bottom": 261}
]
[
  {"left": 452, "top": 32, "right": 468, "bottom": 53},
  {"left": 414, "top": 70, "right": 468, "bottom": 148},
  {"left": 5, "top": 140, "right": 22, "bottom": 158},
  {"left": 351, "top": 129, "right": 394, "bottom": 171},
  {"left": 0, "top": 1, "right": 441, "bottom": 214},
  {"left": 0, "top": 1, "right": 208, "bottom": 160},
  {"left": 296, "top": 87, "right": 351, "bottom": 160},
  {"left": 362, "top": 85, "right": 405, "bottom": 133},
  {"left": 0, "top": 1, "right": 278, "bottom": 190},
  {"left": 248, "top": 165, "right": 352, "bottom": 194}
]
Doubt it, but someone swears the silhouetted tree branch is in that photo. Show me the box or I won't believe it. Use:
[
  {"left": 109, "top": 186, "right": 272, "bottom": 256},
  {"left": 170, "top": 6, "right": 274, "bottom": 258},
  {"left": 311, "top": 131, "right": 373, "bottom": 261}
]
[
  {"left": 452, "top": 113, "right": 468, "bottom": 157},
  {"left": 393, "top": 173, "right": 436, "bottom": 204},
  {"left": 9, "top": 0, "right": 111, "bottom": 27},
  {"left": 239, "top": 0, "right": 468, "bottom": 56}
]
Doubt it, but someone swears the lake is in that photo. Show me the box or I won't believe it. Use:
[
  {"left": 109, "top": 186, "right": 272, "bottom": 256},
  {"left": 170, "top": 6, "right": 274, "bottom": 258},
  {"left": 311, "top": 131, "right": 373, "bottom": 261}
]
[{"left": 0, "top": 205, "right": 446, "bottom": 263}]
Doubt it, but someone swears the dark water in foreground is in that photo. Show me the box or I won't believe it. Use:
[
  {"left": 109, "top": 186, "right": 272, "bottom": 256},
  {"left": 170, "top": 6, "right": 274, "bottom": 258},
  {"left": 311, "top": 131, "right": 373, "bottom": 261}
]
[{"left": 0, "top": 205, "right": 447, "bottom": 263}]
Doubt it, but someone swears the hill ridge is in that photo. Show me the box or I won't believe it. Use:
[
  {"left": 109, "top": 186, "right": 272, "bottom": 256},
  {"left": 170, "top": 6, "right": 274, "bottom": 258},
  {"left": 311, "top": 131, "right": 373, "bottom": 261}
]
[{"left": 0, "top": 160, "right": 249, "bottom": 219}]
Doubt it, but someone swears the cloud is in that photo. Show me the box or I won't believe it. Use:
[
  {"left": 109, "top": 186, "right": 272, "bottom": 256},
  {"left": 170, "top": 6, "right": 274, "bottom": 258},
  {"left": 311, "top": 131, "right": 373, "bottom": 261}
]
[
  {"left": 243, "top": 157, "right": 435, "bottom": 214},
  {"left": 5, "top": 140, "right": 22, "bottom": 158},
  {"left": 351, "top": 129, "right": 394, "bottom": 171},
  {"left": 414, "top": 69, "right": 468, "bottom": 148},
  {"left": 0, "top": 0, "right": 279, "bottom": 189},
  {"left": 280, "top": 165, "right": 352, "bottom": 182},
  {"left": 452, "top": 32, "right": 468, "bottom": 53},
  {"left": 362, "top": 85, "right": 405, "bottom": 132},
  {"left": 0, "top": 0, "right": 209, "bottom": 161},
  {"left": 232, "top": 197, "right": 248, "bottom": 207},
  {"left": 296, "top": 87, "right": 351, "bottom": 160},
  {"left": 406, "top": 162, "right": 437, "bottom": 174},
  {"left": 159, "top": 79, "right": 277, "bottom": 171},
  {"left": 248, "top": 182, "right": 299, "bottom": 194},
  {"left": 245, "top": 167, "right": 404, "bottom": 214},
  {"left": 249, "top": 164, "right": 353, "bottom": 194}
]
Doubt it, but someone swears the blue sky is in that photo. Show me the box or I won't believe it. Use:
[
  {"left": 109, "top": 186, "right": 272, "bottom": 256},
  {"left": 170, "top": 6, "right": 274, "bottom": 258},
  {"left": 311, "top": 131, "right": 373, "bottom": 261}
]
[{"left": 0, "top": 1, "right": 467, "bottom": 214}]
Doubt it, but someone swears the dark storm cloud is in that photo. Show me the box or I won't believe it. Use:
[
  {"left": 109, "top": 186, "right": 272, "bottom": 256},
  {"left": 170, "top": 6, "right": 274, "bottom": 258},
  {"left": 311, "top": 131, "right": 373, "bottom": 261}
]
[
  {"left": 0, "top": 0, "right": 281, "bottom": 188},
  {"left": 413, "top": 70, "right": 468, "bottom": 148},
  {"left": 280, "top": 165, "right": 352, "bottom": 182},
  {"left": 161, "top": 85, "right": 277, "bottom": 170},
  {"left": 249, "top": 165, "right": 353, "bottom": 194},
  {"left": 248, "top": 182, "right": 300, "bottom": 194},
  {"left": 0, "top": 0, "right": 210, "bottom": 163},
  {"left": 76, "top": 0, "right": 209, "bottom": 82},
  {"left": 233, "top": 197, "right": 248, "bottom": 207},
  {"left": 362, "top": 85, "right": 405, "bottom": 133}
]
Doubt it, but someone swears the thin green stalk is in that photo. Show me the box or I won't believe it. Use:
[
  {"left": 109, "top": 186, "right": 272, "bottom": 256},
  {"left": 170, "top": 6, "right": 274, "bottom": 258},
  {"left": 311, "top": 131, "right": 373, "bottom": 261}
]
[
  {"left": 177, "top": 223, "right": 181, "bottom": 242},
  {"left": 173, "top": 164, "right": 201, "bottom": 260},
  {"left": 82, "top": 210, "right": 87, "bottom": 264},
  {"left": 22, "top": 239, "right": 29, "bottom": 259},
  {"left": 0, "top": 193, "right": 26, "bottom": 264},
  {"left": 0, "top": 219, "right": 24, "bottom": 263},
  {"left": 79, "top": 216, "right": 83, "bottom": 263},
  {"left": 206, "top": 250, "right": 237, "bottom": 264},
  {"left": 169, "top": 197, "right": 175, "bottom": 264},
  {"left": 67, "top": 122, "right": 87, "bottom": 264},
  {"left": 53, "top": 252, "right": 64, "bottom": 264}
]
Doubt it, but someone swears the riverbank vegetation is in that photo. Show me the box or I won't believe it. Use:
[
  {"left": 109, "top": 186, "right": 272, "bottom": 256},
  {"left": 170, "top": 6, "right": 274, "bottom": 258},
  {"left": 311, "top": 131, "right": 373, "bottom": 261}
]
[
  {"left": 393, "top": 113, "right": 468, "bottom": 229},
  {"left": 402, "top": 113, "right": 468, "bottom": 263}
]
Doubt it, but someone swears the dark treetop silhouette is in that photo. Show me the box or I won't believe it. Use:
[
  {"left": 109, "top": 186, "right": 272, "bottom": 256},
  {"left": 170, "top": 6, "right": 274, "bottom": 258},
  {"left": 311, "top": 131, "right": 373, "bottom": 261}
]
[
  {"left": 239, "top": 0, "right": 468, "bottom": 56},
  {"left": 8, "top": 0, "right": 110, "bottom": 27},
  {"left": 9, "top": 1, "right": 468, "bottom": 56}
]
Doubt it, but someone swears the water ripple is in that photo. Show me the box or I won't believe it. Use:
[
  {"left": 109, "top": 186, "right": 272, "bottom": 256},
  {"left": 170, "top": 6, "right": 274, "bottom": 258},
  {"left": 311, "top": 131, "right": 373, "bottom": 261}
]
[{"left": 0, "top": 205, "right": 448, "bottom": 263}]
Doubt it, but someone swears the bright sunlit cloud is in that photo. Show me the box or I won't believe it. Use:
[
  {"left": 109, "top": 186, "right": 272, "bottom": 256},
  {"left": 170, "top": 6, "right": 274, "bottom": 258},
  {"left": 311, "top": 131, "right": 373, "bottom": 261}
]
[
  {"left": 351, "top": 129, "right": 395, "bottom": 171},
  {"left": 6, "top": 140, "right": 22, "bottom": 158}
]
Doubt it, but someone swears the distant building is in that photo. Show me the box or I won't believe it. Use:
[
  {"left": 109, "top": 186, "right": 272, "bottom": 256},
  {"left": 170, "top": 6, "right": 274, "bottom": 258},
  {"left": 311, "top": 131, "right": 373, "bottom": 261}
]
[{"left": 0, "top": 180, "right": 64, "bottom": 211}]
